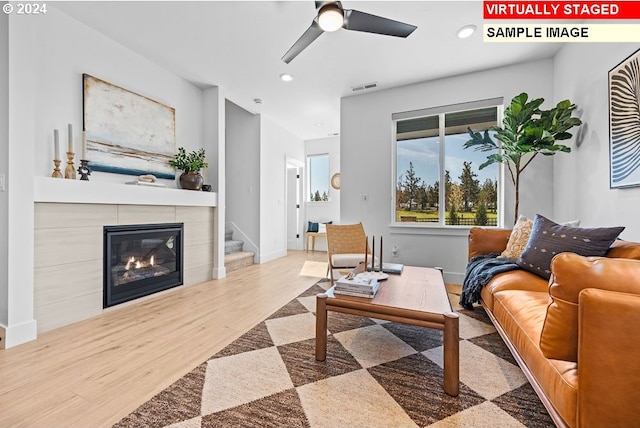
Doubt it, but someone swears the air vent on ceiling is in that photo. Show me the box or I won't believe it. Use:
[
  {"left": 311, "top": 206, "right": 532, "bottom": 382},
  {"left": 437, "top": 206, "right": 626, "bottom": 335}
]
[{"left": 351, "top": 82, "right": 378, "bottom": 92}]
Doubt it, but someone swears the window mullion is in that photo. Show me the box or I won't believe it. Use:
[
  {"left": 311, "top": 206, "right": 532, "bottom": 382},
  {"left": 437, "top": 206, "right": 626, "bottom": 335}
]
[{"left": 438, "top": 113, "right": 446, "bottom": 225}]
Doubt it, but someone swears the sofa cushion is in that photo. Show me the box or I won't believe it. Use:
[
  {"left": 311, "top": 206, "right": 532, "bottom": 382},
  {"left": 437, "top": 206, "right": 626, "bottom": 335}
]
[
  {"left": 480, "top": 269, "right": 548, "bottom": 311},
  {"left": 499, "top": 217, "right": 581, "bottom": 260},
  {"left": 492, "top": 289, "right": 578, "bottom": 428},
  {"left": 540, "top": 253, "right": 640, "bottom": 362},
  {"left": 499, "top": 215, "right": 533, "bottom": 259},
  {"left": 468, "top": 227, "right": 511, "bottom": 260},
  {"left": 606, "top": 239, "right": 640, "bottom": 259},
  {"left": 517, "top": 214, "right": 624, "bottom": 280}
]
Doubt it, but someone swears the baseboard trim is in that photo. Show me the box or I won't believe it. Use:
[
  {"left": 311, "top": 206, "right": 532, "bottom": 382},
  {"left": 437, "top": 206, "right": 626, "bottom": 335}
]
[
  {"left": 2, "top": 319, "right": 38, "bottom": 349},
  {"left": 258, "top": 250, "right": 287, "bottom": 264},
  {"left": 212, "top": 266, "right": 226, "bottom": 279}
]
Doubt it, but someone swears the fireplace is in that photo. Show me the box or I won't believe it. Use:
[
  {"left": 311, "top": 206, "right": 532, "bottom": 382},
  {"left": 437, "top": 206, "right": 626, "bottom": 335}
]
[{"left": 104, "top": 223, "right": 184, "bottom": 308}]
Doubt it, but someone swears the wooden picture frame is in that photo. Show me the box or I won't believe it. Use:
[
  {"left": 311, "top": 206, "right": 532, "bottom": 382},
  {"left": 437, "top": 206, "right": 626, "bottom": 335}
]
[
  {"left": 83, "top": 74, "right": 176, "bottom": 179},
  {"left": 609, "top": 48, "right": 640, "bottom": 188}
]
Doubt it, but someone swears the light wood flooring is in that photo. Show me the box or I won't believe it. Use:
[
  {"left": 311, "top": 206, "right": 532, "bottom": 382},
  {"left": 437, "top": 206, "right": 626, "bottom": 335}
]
[{"left": 0, "top": 250, "right": 328, "bottom": 428}]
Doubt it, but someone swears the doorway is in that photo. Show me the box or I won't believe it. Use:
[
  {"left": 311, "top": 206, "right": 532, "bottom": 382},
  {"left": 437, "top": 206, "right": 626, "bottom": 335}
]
[{"left": 285, "top": 157, "right": 304, "bottom": 250}]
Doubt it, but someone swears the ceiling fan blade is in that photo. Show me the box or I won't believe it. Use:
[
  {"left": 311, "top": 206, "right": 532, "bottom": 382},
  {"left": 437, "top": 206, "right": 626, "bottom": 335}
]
[
  {"left": 343, "top": 9, "right": 416, "bottom": 37},
  {"left": 282, "top": 20, "right": 324, "bottom": 64}
]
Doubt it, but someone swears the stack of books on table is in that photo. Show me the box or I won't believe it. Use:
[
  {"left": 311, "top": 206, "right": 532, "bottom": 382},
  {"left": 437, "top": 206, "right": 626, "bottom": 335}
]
[{"left": 334, "top": 274, "right": 379, "bottom": 298}]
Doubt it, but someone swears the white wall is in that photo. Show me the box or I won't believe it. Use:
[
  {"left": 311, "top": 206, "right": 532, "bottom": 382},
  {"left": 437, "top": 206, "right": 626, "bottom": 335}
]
[
  {"left": 33, "top": 6, "right": 203, "bottom": 186},
  {"left": 0, "top": 11, "right": 8, "bottom": 331},
  {"left": 5, "top": 15, "right": 37, "bottom": 346},
  {"left": 225, "top": 100, "right": 261, "bottom": 252},
  {"left": 305, "top": 136, "right": 341, "bottom": 252},
  {"left": 259, "top": 117, "right": 305, "bottom": 263},
  {"left": 2, "top": 7, "right": 212, "bottom": 346},
  {"left": 553, "top": 44, "right": 640, "bottom": 241},
  {"left": 340, "top": 59, "right": 555, "bottom": 282}
]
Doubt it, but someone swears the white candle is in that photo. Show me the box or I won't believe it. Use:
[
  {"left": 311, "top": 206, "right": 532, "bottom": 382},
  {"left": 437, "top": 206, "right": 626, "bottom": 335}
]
[
  {"left": 82, "top": 131, "right": 87, "bottom": 160},
  {"left": 67, "top": 123, "right": 73, "bottom": 153},
  {"left": 54, "top": 129, "right": 60, "bottom": 161}
]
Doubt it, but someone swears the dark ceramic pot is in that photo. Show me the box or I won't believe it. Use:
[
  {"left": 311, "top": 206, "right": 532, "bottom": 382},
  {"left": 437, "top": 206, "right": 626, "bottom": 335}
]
[{"left": 179, "top": 171, "right": 203, "bottom": 190}]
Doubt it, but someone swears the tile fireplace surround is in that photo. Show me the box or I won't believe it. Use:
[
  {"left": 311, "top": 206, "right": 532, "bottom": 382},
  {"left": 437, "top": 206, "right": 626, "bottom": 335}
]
[{"left": 33, "top": 177, "right": 218, "bottom": 333}]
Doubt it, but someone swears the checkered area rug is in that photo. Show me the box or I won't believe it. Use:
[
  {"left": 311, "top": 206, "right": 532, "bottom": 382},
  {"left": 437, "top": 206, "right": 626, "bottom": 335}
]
[{"left": 114, "top": 281, "right": 554, "bottom": 428}]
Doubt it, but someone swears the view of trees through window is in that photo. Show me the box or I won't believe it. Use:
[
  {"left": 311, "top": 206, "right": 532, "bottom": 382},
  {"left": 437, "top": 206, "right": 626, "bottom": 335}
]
[
  {"left": 308, "top": 154, "right": 330, "bottom": 202},
  {"left": 395, "top": 105, "right": 500, "bottom": 226}
]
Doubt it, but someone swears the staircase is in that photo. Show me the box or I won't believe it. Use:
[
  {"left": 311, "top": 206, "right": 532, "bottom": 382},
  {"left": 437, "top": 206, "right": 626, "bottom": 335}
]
[{"left": 224, "top": 229, "right": 255, "bottom": 272}]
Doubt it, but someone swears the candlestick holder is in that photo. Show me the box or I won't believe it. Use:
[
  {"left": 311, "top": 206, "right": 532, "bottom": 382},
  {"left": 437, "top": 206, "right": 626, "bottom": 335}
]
[
  {"left": 78, "top": 159, "right": 91, "bottom": 181},
  {"left": 51, "top": 159, "right": 63, "bottom": 178},
  {"left": 65, "top": 152, "right": 76, "bottom": 179}
]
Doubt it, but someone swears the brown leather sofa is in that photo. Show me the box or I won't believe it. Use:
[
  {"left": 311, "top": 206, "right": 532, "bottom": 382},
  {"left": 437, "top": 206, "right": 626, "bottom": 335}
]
[{"left": 468, "top": 227, "right": 640, "bottom": 428}]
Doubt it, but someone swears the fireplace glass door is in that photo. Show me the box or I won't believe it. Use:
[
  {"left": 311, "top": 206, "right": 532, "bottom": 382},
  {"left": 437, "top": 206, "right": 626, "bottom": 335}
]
[{"left": 104, "top": 223, "right": 184, "bottom": 307}]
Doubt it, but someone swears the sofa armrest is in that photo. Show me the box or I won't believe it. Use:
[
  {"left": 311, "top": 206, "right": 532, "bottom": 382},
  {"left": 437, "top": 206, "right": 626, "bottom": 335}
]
[
  {"left": 468, "top": 227, "right": 512, "bottom": 260},
  {"left": 541, "top": 254, "right": 640, "bottom": 361},
  {"left": 578, "top": 288, "right": 640, "bottom": 428}
]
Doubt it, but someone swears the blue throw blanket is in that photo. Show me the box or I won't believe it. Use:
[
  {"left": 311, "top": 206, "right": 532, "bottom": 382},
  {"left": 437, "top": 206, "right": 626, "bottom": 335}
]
[{"left": 460, "top": 254, "right": 520, "bottom": 310}]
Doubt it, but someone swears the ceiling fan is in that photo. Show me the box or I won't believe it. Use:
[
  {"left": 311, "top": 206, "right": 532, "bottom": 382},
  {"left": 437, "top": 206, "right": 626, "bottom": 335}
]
[{"left": 282, "top": 1, "right": 417, "bottom": 64}]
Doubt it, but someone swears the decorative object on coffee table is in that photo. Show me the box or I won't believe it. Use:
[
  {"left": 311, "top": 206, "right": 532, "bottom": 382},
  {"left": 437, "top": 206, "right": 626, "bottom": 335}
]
[
  {"left": 609, "top": 48, "right": 640, "bottom": 188},
  {"left": 169, "top": 147, "right": 208, "bottom": 191},
  {"left": 465, "top": 92, "right": 582, "bottom": 224}
]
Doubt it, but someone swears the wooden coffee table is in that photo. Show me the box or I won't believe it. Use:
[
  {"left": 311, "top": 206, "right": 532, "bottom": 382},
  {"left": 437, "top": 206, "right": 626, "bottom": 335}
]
[{"left": 315, "top": 266, "right": 459, "bottom": 396}]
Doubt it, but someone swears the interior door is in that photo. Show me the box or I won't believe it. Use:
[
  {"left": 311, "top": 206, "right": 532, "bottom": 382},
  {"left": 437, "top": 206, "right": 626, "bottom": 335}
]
[{"left": 286, "top": 167, "right": 301, "bottom": 250}]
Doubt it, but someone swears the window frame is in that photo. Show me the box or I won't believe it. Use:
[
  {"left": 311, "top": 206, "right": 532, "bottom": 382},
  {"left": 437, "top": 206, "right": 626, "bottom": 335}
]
[
  {"left": 391, "top": 98, "right": 505, "bottom": 229},
  {"left": 306, "top": 153, "right": 331, "bottom": 203}
]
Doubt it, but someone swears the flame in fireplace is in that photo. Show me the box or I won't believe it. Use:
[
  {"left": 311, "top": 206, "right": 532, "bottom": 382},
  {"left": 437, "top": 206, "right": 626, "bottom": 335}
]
[
  {"left": 124, "top": 255, "right": 155, "bottom": 270},
  {"left": 125, "top": 256, "right": 135, "bottom": 270}
]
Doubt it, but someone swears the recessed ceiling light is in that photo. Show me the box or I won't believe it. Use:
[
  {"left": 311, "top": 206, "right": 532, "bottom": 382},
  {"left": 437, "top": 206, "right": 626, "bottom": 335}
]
[
  {"left": 457, "top": 24, "right": 477, "bottom": 39},
  {"left": 280, "top": 73, "right": 294, "bottom": 82},
  {"left": 253, "top": 98, "right": 263, "bottom": 105}
]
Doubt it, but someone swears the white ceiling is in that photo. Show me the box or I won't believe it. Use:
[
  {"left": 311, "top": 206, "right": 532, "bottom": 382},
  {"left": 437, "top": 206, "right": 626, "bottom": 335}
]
[{"left": 55, "top": 1, "right": 563, "bottom": 141}]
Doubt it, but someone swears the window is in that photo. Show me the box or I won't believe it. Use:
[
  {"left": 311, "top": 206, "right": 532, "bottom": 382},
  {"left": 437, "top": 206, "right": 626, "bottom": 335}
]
[
  {"left": 394, "top": 99, "right": 502, "bottom": 226},
  {"left": 308, "top": 154, "right": 330, "bottom": 202}
]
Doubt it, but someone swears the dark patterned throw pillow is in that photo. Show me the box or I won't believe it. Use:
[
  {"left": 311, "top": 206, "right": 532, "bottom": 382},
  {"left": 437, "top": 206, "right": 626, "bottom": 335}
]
[{"left": 517, "top": 215, "right": 625, "bottom": 280}]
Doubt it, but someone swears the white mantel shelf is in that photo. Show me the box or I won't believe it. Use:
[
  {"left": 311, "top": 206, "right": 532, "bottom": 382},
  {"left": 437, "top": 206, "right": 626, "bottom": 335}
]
[{"left": 34, "top": 176, "right": 218, "bottom": 207}]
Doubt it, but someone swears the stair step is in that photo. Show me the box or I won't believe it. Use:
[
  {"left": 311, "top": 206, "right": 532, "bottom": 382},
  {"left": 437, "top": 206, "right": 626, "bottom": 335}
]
[
  {"left": 225, "top": 230, "right": 233, "bottom": 241},
  {"left": 225, "top": 251, "right": 254, "bottom": 272},
  {"left": 225, "top": 240, "right": 244, "bottom": 255}
]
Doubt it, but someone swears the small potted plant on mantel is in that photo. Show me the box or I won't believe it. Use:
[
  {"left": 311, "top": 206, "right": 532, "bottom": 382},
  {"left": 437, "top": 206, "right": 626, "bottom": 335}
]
[{"left": 169, "top": 147, "right": 209, "bottom": 190}]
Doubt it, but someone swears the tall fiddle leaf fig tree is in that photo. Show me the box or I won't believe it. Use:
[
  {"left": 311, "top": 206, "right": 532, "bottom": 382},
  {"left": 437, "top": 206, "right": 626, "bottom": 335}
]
[{"left": 465, "top": 93, "right": 582, "bottom": 224}]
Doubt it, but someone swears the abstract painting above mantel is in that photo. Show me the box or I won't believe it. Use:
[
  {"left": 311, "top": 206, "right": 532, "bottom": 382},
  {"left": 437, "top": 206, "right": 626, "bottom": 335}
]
[
  {"left": 609, "top": 48, "right": 640, "bottom": 189},
  {"left": 83, "top": 74, "right": 176, "bottom": 180}
]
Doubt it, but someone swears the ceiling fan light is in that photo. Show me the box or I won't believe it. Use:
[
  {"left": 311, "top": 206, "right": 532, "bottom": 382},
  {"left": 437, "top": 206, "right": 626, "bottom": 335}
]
[{"left": 318, "top": 4, "right": 344, "bottom": 32}]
